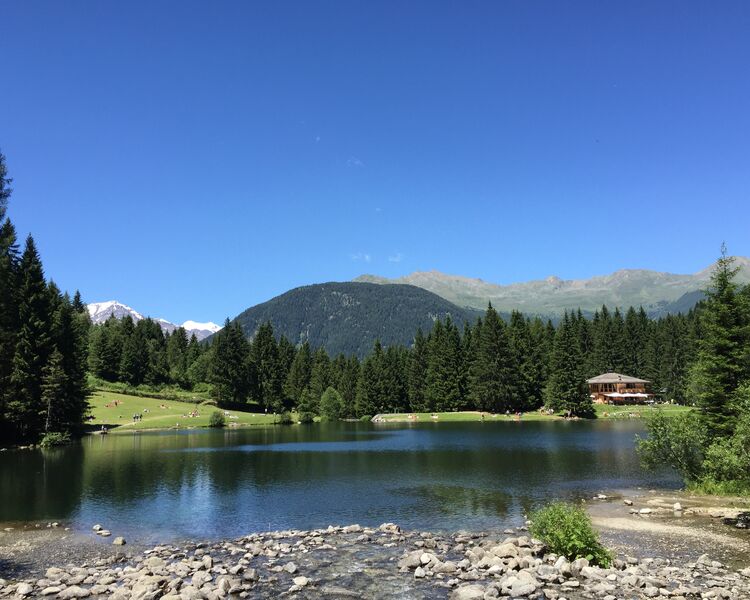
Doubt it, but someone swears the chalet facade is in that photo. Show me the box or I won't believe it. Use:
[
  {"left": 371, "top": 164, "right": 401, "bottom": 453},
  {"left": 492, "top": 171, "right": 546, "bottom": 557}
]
[{"left": 586, "top": 372, "right": 653, "bottom": 405}]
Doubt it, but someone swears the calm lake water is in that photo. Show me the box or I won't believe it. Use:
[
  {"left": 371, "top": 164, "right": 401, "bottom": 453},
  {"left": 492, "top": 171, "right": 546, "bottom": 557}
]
[{"left": 0, "top": 421, "right": 679, "bottom": 543}]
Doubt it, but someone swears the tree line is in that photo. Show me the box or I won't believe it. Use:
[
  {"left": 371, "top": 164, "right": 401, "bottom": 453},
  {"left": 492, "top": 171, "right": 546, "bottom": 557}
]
[
  {"left": 0, "top": 151, "right": 90, "bottom": 444},
  {"left": 89, "top": 292, "right": 702, "bottom": 420}
]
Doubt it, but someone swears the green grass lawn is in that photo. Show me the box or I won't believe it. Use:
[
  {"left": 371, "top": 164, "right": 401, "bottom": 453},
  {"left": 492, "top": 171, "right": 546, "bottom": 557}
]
[
  {"left": 373, "top": 403, "right": 692, "bottom": 423},
  {"left": 87, "top": 390, "right": 279, "bottom": 432}
]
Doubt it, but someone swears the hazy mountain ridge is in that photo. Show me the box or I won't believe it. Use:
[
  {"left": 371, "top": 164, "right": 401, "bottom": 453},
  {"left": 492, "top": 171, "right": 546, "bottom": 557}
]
[
  {"left": 229, "top": 282, "right": 483, "bottom": 357},
  {"left": 356, "top": 257, "right": 750, "bottom": 316},
  {"left": 87, "top": 301, "right": 221, "bottom": 341}
]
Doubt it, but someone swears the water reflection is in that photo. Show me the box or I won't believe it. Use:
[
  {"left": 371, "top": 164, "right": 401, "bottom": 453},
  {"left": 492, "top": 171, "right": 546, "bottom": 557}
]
[{"left": 0, "top": 421, "right": 679, "bottom": 541}]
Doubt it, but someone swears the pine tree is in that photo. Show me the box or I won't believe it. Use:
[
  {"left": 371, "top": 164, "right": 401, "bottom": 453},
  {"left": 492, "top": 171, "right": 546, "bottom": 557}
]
[
  {"left": 249, "top": 322, "right": 284, "bottom": 412},
  {"left": 407, "top": 328, "right": 428, "bottom": 412},
  {"left": 0, "top": 150, "right": 11, "bottom": 222},
  {"left": 424, "top": 318, "right": 463, "bottom": 412},
  {"left": 0, "top": 219, "right": 19, "bottom": 438},
  {"left": 284, "top": 341, "right": 312, "bottom": 405},
  {"left": 209, "top": 320, "right": 250, "bottom": 404},
  {"left": 9, "top": 236, "right": 52, "bottom": 440},
  {"left": 308, "top": 347, "right": 332, "bottom": 409},
  {"left": 41, "top": 349, "right": 68, "bottom": 434},
  {"left": 544, "top": 312, "right": 593, "bottom": 417},
  {"left": 468, "top": 305, "right": 518, "bottom": 412},
  {"left": 688, "top": 249, "right": 750, "bottom": 437}
]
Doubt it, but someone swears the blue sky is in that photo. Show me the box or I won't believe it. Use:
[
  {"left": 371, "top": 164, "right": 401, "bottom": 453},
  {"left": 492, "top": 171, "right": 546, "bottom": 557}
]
[{"left": 1, "top": 1, "right": 749, "bottom": 323}]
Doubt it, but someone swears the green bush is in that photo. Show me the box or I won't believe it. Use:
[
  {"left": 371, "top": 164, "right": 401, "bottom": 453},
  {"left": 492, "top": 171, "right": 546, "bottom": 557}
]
[
  {"left": 208, "top": 410, "right": 226, "bottom": 428},
  {"left": 40, "top": 431, "right": 72, "bottom": 448},
  {"left": 636, "top": 410, "right": 707, "bottom": 483},
  {"left": 529, "top": 501, "right": 612, "bottom": 567},
  {"left": 359, "top": 415, "right": 372, "bottom": 422},
  {"left": 279, "top": 412, "right": 294, "bottom": 425},
  {"left": 298, "top": 412, "right": 315, "bottom": 424}
]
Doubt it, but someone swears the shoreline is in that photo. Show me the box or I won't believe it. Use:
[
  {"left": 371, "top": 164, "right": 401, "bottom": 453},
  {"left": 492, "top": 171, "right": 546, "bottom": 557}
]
[
  {"left": 1, "top": 520, "right": 748, "bottom": 599},
  {"left": 2, "top": 491, "right": 749, "bottom": 598}
]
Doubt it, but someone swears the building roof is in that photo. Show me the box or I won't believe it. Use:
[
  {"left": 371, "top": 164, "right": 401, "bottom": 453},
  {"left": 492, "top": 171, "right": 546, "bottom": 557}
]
[{"left": 586, "top": 372, "right": 650, "bottom": 384}]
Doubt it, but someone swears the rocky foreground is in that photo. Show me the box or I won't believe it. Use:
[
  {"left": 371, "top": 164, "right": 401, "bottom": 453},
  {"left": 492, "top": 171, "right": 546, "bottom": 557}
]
[{"left": 1, "top": 523, "right": 749, "bottom": 600}]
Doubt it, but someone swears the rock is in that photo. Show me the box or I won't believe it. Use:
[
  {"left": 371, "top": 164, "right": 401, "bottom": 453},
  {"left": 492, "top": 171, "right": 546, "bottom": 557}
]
[
  {"left": 570, "top": 558, "right": 589, "bottom": 576},
  {"left": 92, "top": 524, "right": 103, "bottom": 532},
  {"left": 201, "top": 555, "right": 213, "bottom": 570},
  {"left": 597, "top": 494, "right": 607, "bottom": 500},
  {"left": 450, "top": 584, "right": 486, "bottom": 600},
  {"left": 673, "top": 502, "right": 682, "bottom": 511},
  {"left": 639, "top": 508, "right": 652, "bottom": 515},
  {"left": 57, "top": 585, "right": 92, "bottom": 598},
  {"left": 41, "top": 587, "right": 62, "bottom": 596},
  {"left": 414, "top": 566, "right": 426, "bottom": 578},
  {"left": 283, "top": 561, "right": 297, "bottom": 574},
  {"left": 624, "top": 499, "right": 633, "bottom": 506},
  {"left": 420, "top": 552, "right": 435, "bottom": 565},
  {"left": 16, "top": 583, "right": 34, "bottom": 596},
  {"left": 242, "top": 568, "right": 259, "bottom": 582},
  {"left": 292, "top": 576, "right": 309, "bottom": 587},
  {"left": 490, "top": 543, "right": 518, "bottom": 558},
  {"left": 98, "top": 529, "right": 111, "bottom": 537},
  {"left": 398, "top": 550, "right": 423, "bottom": 569},
  {"left": 112, "top": 536, "right": 126, "bottom": 545}
]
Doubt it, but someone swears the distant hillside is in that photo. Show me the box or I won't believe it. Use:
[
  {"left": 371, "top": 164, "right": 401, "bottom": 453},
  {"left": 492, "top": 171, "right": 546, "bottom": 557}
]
[
  {"left": 228, "top": 282, "right": 483, "bottom": 356},
  {"left": 356, "top": 257, "right": 750, "bottom": 317}
]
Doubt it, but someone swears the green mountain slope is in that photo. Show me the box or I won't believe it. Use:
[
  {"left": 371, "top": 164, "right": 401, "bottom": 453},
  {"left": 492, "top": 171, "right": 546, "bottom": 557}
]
[
  {"left": 229, "top": 282, "right": 483, "bottom": 356},
  {"left": 356, "top": 257, "right": 750, "bottom": 316}
]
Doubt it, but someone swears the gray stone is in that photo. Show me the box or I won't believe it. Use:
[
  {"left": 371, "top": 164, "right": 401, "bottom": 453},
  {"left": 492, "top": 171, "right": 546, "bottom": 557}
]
[
  {"left": 283, "top": 561, "right": 297, "bottom": 574},
  {"left": 450, "top": 584, "right": 486, "bottom": 600},
  {"left": 113, "top": 536, "right": 126, "bottom": 545},
  {"left": 16, "top": 583, "right": 34, "bottom": 596},
  {"left": 57, "top": 586, "right": 92, "bottom": 598},
  {"left": 292, "top": 576, "right": 309, "bottom": 587},
  {"left": 414, "top": 567, "right": 426, "bottom": 578}
]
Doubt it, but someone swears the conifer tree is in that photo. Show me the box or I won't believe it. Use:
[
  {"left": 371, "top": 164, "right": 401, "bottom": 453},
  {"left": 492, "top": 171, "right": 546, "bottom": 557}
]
[
  {"left": 284, "top": 341, "right": 312, "bottom": 404},
  {"left": 320, "top": 386, "right": 344, "bottom": 420},
  {"left": 0, "top": 150, "right": 11, "bottom": 222},
  {"left": 425, "top": 318, "right": 463, "bottom": 411},
  {"left": 468, "top": 305, "right": 518, "bottom": 412},
  {"left": 209, "top": 320, "right": 250, "bottom": 404},
  {"left": 688, "top": 249, "right": 750, "bottom": 437},
  {"left": 407, "top": 328, "right": 428, "bottom": 412},
  {"left": 249, "top": 322, "right": 284, "bottom": 412},
  {"left": 308, "top": 347, "right": 332, "bottom": 409},
  {"left": 41, "top": 348, "right": 68, "bottom": 434},
  {"left": 0, "top": 219, "right": 19, "bottom": 437},
  {"left": 8, "top": 236, "right": 52, "bottom": 439},
  {"left": 544, "top": 312, "right": 593, "bottom": 417}
]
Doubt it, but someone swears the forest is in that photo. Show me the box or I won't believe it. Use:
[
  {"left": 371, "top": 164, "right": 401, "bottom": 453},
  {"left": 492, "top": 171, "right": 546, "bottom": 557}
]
[{"left": 87, "top": 300, "right": 700, "bottom": 421}]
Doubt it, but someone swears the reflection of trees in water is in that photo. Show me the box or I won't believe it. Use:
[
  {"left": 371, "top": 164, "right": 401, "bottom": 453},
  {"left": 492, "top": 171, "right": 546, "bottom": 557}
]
[
  {"left": 0, "top": 445, "right": 84, "bottom": 521},
  {"left": 393, "top": 484, "right": 511, "bottom": 518}
]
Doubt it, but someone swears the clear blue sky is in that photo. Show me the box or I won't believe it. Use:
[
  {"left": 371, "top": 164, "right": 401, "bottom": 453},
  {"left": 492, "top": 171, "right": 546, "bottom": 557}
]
[{"left": 1, "top": 1, "right": 749, "bottom": 324}]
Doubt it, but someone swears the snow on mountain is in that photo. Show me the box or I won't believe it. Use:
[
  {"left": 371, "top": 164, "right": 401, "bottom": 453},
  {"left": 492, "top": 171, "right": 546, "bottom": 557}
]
[
  {"left": 86, "top": 301, "right": 221, "bottom": 341},
  {"left": 182, "top": 321, "right": 221, "bottom": 333}
]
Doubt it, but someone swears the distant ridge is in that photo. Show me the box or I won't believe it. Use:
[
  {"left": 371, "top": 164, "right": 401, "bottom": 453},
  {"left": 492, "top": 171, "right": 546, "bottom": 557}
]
[
  {"left": 87, "top": 301, "right": 221, "bottom": 341},
  {"left": 356, "top": 257, "right": 750, "bottom": 317},
  {"left": 227, "top": 282, "right": 483, "bottom": 357}
]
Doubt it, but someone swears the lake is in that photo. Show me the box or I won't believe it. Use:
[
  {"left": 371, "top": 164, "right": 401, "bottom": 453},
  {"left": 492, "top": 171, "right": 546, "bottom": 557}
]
[{"left": 0, "top": 420, "right": 678, "bottom": 543}]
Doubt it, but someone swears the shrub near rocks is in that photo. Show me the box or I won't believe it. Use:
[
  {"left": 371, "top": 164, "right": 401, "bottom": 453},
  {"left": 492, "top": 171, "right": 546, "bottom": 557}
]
[{"left": 529, "top": 501, "right": 612, "bottom": 567}]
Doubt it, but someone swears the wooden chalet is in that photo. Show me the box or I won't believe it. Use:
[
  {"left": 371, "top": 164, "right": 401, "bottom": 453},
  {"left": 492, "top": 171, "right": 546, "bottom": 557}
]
[{"left": 586, "top": 372, "right": 653, "bottom": 405}]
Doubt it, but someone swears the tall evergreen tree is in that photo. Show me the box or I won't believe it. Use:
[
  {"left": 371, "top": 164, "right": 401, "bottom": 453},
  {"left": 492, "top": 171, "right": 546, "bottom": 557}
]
[
  {"left": 544, "top": 312, "right": 593, "bottom": 417},
  {"left": 209, "top": 320, "right": 250, "bottom": 404},
  {"left": 9, "top": 236, "right": 52, "bottom": 440},
  {"left": 688, "top": 249, "right": 750, "bottom": 437},
  {"left": 284, "top": 341, "right": 312, "bottom": 405},
  {"left": 0, "top": 150, "right": 11, "bottom": 222},
  {"left": 407, "top": 328, "right": 428, "bottom": 412},
  {"left": 249, "top": 322, "right": 284, "bottom": 412},
  {"left": 468, "top": 305, "right": 518, "bottom": 413}
]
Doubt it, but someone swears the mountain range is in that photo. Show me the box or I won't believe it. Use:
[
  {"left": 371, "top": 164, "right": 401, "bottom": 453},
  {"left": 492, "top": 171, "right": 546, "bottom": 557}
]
[
  {"left": 86, "top": 301, "right": 221, "bottom": 341},
  {"left": 355, "top": 257, "right": 750, "bottom": 317}
]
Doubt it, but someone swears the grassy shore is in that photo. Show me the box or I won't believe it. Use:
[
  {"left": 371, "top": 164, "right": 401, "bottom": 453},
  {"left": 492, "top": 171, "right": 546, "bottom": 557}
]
[
  {"left": 86, "top": 391, "right": 279, "bottom": 432},
  {"left": 373, "top": 403, "right": 692, "bottom": 423},
  {"left": 86, "top": 390, "right": 692, "bottom": 433}
]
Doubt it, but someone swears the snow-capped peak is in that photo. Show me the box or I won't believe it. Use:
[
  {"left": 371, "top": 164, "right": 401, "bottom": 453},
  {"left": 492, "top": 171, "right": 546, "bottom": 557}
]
[
  {"left": 87, "top": 301, "right": 144, "bottom": 323},
  {"left": 86, "top": 301, "right": 222, "bottom": 341},
  {"left": 181, "top": 320, "right": 221, "bottom": 333}
]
